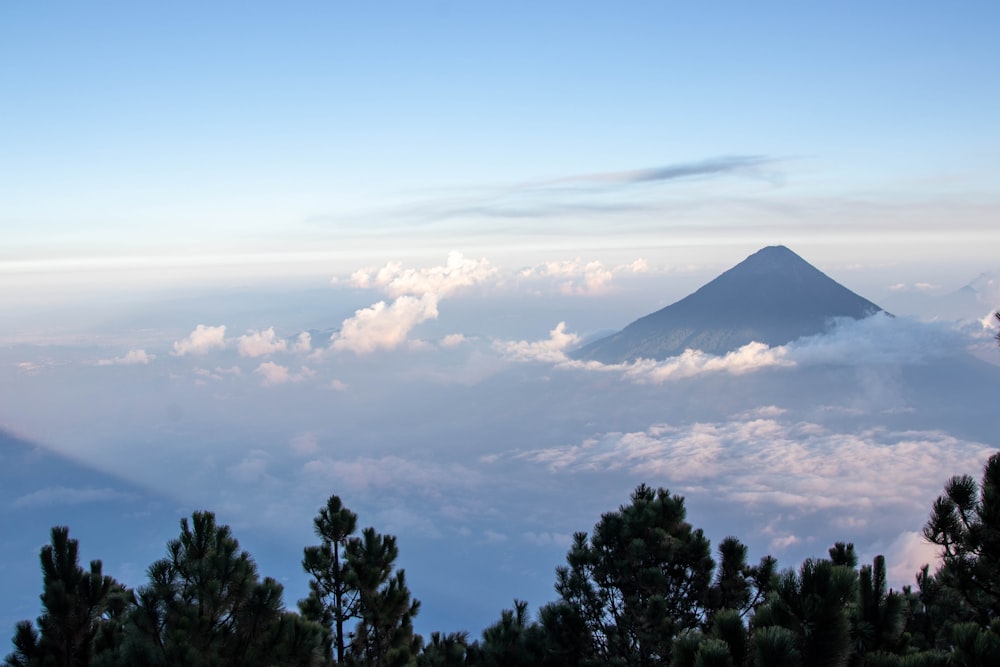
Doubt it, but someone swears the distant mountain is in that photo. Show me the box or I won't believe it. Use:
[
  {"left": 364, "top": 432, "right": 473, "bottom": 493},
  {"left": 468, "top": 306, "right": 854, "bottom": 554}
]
[
  {"left": 573, "top": 246, "right": 884, "bottom": 363},
  {"left": 879, "top": 271, "right": 999, "bottom": 321}
]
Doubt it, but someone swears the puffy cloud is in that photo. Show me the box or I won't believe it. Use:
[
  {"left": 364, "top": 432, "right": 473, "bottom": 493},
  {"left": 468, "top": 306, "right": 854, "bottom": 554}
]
[
  {"left": 500, "top": 313, "right": 975, "bottom": 385},
  {"left": 496, "top": 323, "right": 790, "bottom": 378},
  {"left": 333, "top": 254, "right": 490, "bottom": 354},
  {"left": 172, "top": 324, "right": 227, "bottom": 356},
  {"left": 494, "top": 322, "right": 580, "bottom": 363},
  {"left": 612, "top": 343, "right": 793, "bottom": 382},
  {"left": 96, "top": 349, "right": 154, "bottom": 366},
  {"left": 331, "top": 293, "right": 439, "bottom": 354},
  {"left": 509, "top": 418, "right": 993, "bottom": 518},
  {"left": 349, "top": 252, "right": 497, "bottom": 298},
  {"left": 254, "top": 362, "right": 315, "bottom": 386},
  {"left": 880, "top": 531, "right": 942, "bottom": 585},
  {"left": 292, "top": 331, "right": 312, "bottom": 353},
  {"left": 518, "top": 257, "right": 648, "bottom": 295},
  {"left": 785, "top": 313, "right": 963, "bottom": 367},
  {"left": 237, "top": 327, "right": 287, "bottom": 357},
  {"left": 769, "top": 535, "right": 802, "bottom": 551},
  {"left": 440, "top": 333, "right": 467, "bottom": 348},
  {"left": 520, "top": 258, "right": 614, "bottom": 295}
]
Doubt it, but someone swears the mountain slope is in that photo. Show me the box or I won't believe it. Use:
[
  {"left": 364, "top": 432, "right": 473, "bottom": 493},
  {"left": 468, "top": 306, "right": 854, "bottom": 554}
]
[{"left": 574, "top": 246, "right": 884, "bottom": 363}]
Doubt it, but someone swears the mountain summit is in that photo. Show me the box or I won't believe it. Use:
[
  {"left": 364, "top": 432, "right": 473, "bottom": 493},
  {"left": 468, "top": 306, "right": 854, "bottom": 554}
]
[{"left": 573, "top": 245, "right": 884, "bottom": 363}]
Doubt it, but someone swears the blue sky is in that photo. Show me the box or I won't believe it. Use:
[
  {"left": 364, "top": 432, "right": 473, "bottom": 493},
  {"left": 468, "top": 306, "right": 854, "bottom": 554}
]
[
  {"left": 3, "top": 2, "right": 999, "bottom": 284},
  {"left": 3, "top": 0, "right": 1000, "bottom": 643}
]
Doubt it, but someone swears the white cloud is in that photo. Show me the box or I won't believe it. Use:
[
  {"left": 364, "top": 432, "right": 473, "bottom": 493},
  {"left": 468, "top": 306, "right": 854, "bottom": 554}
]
[
  {"left": 880, "top": 531, "right": 942, "bottom": 586},
  {"left": 509, "top": 418, "right": 994, "bottom": 517},
  {"left": 254, "top": 361, "right": 314, "bottom": 386},
  {"left": 302, "top": 455, "right": 481, "bottom": 497},
  {"left": 172, "top": 324, "right": 227, "bottom": 356},
  {"left": 349, "top": 252, "right": 497, "bottom": 298},
  {"left": 518, "top": 256, "right": 648, "bottom": 295},
  {"left": 289, "top": 432, "right": 320, "bottom": 456},
  {"left": 292, "top": 331, "right": 312, "bottom": 353},
  {"left": 769, "top": 535, "right": 802, "bottom": 551},
  {"left": 237, "top": 327, "right": 287, "bottom": 357},
  {"left": 12, "top": 486, "right": 135, "bottom": 508},
  {"left": 483, "top": 529, "right": 508, "bottom": 543},
  {"left": 228, "top": 450, "right": 273, "bottom": 483},
  {"left": 331, "top": 293, "right": 439, "bottom": 354},
  {"left": 333, "top": 254, "right": 499, "bottom": 354},
  {"left": 522, "top": 531, "right": 573, "bottom": 547},
  {"left": 499, "top": 313, "right": 974, "bottom": 385},
  {"left": 494, "top": 322, "right": 581, "bottom": 363},
  {"left": 611, "top": 343, "right": 793, "bottom": 382},
  {"left": 328, "top": 379, "right": 349, "bottom": 391},
  {"left": 96, "top": 349, "right": 155, "bottom": 366},
  {"left": 440, "top": 333, "right": 467, "bottom": 348}
]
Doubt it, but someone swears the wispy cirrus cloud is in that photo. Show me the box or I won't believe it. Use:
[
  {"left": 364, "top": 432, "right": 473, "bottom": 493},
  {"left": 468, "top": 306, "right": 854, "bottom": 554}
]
[
  {"left": 306, "top": 156, "right": 782, "bottom": 229},
  {"left": 12, "top": 486, "right": 136, "bottom": 508}
]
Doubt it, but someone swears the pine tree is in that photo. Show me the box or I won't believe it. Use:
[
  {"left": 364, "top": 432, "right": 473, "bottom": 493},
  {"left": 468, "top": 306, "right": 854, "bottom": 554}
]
[
  {"left": 343, "top": 527, "right": 420, "bottom": 667},
  {"left": 923, "top": 452, "right": 1000, "bottom": 625},
  {"left": 554, "top": 484, "right": 715, "bottom": 666},
  {"left": 3, "top": 526, "right": 120, "bottom": 667},
  {"left": 127, "top": 511, "right": 325, "bottom": 667},
  {"left": 301, "top": 495, "right": 359, "bottom": 663}
]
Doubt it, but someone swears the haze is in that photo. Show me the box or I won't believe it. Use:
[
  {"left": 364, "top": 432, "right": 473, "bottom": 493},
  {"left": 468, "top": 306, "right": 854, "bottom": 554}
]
[{"left": 2, "top": 1, "right": 999, "bottom": 640}]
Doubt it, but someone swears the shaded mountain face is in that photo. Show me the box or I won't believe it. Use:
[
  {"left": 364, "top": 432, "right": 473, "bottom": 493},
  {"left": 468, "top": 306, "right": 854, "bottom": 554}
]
[{"left": 573, "top": 246, "right": 884, "bottom": 363}]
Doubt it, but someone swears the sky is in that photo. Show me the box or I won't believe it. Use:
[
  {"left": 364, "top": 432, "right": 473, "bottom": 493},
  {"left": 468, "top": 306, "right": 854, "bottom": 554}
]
[{"left": 2, "top": 0, "right": 1000, "bottom": 643}]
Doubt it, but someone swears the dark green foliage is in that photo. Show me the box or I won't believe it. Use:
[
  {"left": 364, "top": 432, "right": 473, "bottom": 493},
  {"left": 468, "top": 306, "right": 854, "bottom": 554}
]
[
  {"left": 555, "top": 484, "right": 715, "bottom": 666},
  {"left": 4, "top": 622, "right": 39, "bottom": 667},
  {"left": 344, "top": 527, "right": 420, "bottom": 667},
  {"left": 949, "top": 619, "right": 1000, "bottom": 666},
  {"left": 301, "top": 495, "right": 359, "bottom": 663},
  {"left": 692, "top": 638, "right": 734, "bottom": 667},
  {"left": 534, "top": 601, "right": 591, "bottom": 666},
  {"left": 829, "top": 542, "right": 859, "bottom": 568},
  {"left": 471, "top": 600, "right": 547, "bottom": 667},
  {"left": 416, "top": 631, "right": 469, "bottom": 667},
  {"left": 671, "top": 630, "right": 704, "bottom": 667},
  {"left": 11, "top": 452, "right": 1000, "bottom": 667},
  {"left": 750, "top": 626, "right": 800, "bottom": 667},
  {"left": 852, "top": 555, "right": 907, "bottom": 661},
  {"left": 4, "top": 527, "right": 121, "bottom": 667},
  {"left": 126, "top": 511, "right": 326, "bottom": 667},
  {"left": 709, "top": 609, "right": 747, "bottom": 666},
  {"left": 923, "top": 453, "right": 1000, "bottom": 626},
  {"left": 754, "top": 558, "right": 856, "bottom": 667}
]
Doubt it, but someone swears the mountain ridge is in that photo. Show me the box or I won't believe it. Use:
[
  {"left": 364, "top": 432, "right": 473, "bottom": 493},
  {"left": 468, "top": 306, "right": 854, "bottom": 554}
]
[{"left": 573, "top": 245, "right": 884, "bottom": 363}]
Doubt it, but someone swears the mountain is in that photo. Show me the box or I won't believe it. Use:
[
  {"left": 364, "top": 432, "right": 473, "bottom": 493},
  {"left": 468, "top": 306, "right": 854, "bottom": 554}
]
[
  {"left": 573, "top": 245, "right": 884, "bottom": 363},
  {"left": 879, "top": 271, "right": 999, "bottom": 321}
]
